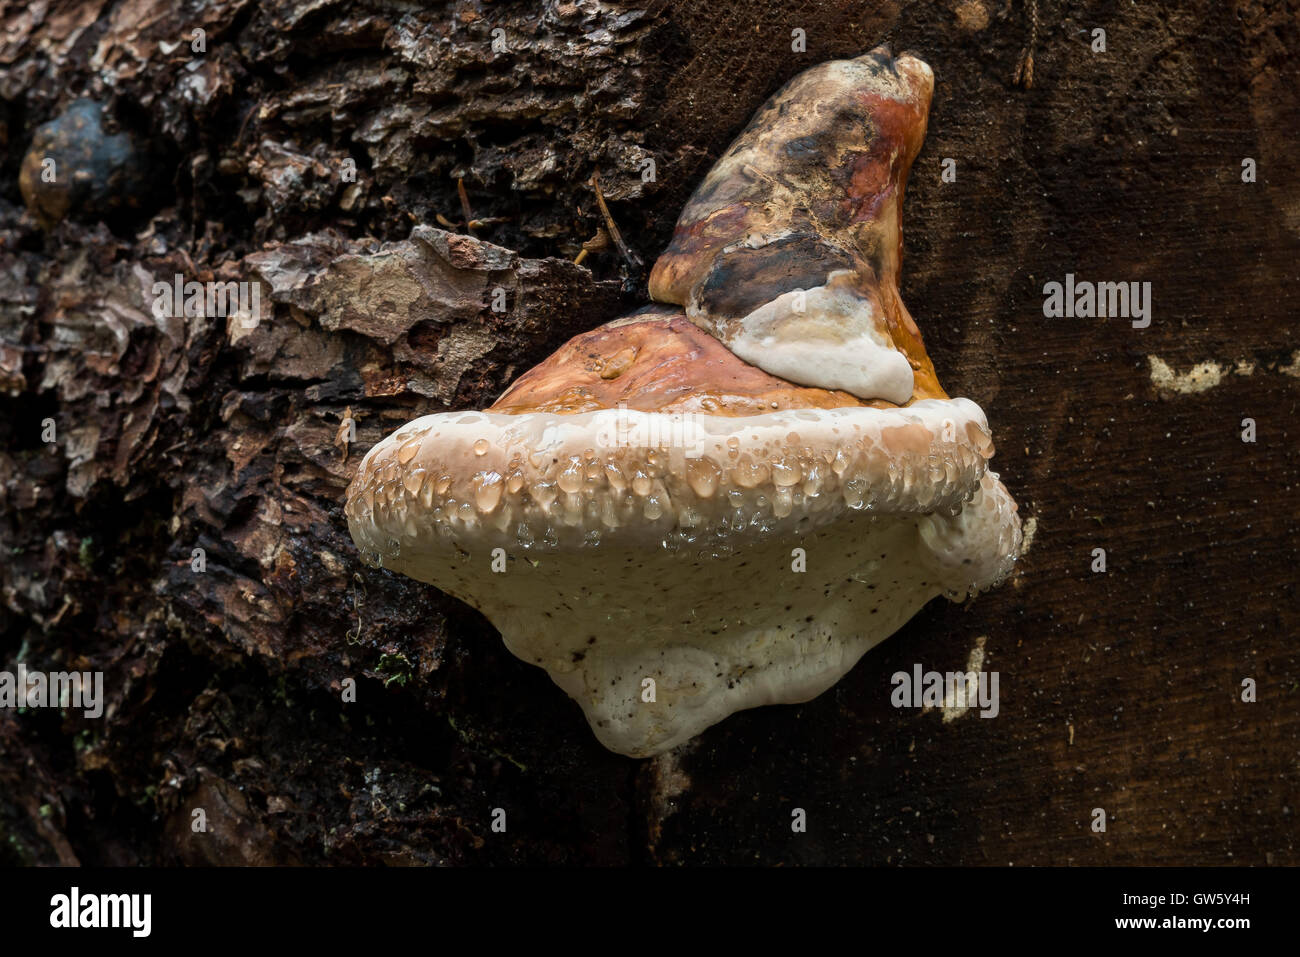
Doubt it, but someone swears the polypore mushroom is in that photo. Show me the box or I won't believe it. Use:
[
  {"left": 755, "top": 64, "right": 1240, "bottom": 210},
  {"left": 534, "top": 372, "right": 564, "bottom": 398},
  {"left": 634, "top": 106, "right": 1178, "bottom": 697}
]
[
  {"left": 345, "top": 47, "right": 1021, "bottom": 758},
  {"left": 649, "top": 48, "right": 940, "bottom": 404}
]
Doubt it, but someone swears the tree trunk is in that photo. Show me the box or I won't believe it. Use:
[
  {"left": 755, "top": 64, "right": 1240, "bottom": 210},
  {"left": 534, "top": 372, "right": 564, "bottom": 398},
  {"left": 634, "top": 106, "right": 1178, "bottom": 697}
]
[{"left": 1, "top": 0, "right": 1297, "bottom": 865}]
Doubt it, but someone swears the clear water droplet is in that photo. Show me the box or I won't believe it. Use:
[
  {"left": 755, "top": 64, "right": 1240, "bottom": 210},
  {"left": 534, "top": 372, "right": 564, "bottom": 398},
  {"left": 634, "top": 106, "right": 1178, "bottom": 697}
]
[
  {"left": 473, "top": 471, "right": 504, "bottom": 513},
  {"left": 530, "top": 480, "right": 558, "bottom": 509},
  {"left": 686, "top": 458, "right": 720, "bottom": 497},
  {"left": 403, "top": 467, "right": 427, "bottom": 495},
  {"left": 771, "top": 459, "right": 801, "bottom": 487},
  {"left": 557, "top": 458, "right": 584, "bottom": 494},
  {"left": 397, "top": 439, "right": 421, "bottom": 465},
  {"left": 731, "top": 455, "right": 769, "bottom": 488},
  {"left": 604, "top": 461, "right": 627, "bottom": 491}
]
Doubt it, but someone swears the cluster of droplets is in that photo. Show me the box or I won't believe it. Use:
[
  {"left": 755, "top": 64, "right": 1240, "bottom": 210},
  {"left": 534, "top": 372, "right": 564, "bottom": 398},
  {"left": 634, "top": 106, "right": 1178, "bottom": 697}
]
[{"left": 344, "top": 411, "right": 994, "bottom": 561}]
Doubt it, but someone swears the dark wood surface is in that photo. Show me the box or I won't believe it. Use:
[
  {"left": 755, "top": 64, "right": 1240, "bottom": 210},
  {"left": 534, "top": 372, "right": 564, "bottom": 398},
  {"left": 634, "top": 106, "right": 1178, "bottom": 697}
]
[{"left": 0, "top": 0, "right": 1296, "bottom": 865}]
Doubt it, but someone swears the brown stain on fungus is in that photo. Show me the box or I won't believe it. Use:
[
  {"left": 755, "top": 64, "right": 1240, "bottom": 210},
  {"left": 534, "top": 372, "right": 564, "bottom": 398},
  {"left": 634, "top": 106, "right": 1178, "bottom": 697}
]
[{"left": 492, "top": 309, "right": 875, "bottom": 416}]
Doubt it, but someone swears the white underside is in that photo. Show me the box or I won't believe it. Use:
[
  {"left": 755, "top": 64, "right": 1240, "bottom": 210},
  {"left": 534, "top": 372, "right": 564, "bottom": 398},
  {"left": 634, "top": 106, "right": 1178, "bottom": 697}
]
[{"left": 346, "top": 401, "right": 1021, "bottom": 756}]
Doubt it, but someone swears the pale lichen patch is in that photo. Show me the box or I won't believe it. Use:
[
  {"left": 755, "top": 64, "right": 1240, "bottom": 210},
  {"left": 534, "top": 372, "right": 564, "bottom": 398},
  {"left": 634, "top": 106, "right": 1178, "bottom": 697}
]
[
  {"left": 1148, "top": 356, "right": 1224, "bottom": 395},
  {"left": 1147, "top": 354, "right": 1292, "bottom": 395},
  {"left": 1280, "top": 350, "right": 1300, "bottom": 379},
  {"left": 1018, "top": 515, "right": 1037, "bottom": 556},
  {"left": 941, "top": 635, "right": 987, "bottom": 723}
]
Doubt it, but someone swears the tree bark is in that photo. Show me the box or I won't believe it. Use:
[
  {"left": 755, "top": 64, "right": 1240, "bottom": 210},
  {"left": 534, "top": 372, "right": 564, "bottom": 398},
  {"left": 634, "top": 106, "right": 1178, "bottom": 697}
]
[{"left": 1, "top": 0, "right": 1297, "bottom": 865}]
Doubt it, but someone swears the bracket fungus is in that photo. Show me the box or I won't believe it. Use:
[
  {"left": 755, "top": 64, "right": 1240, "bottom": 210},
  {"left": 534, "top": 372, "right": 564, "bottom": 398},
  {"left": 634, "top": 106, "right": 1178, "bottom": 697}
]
[{"left": 345, "top": 47, "right": 1022, "bottom": 758}]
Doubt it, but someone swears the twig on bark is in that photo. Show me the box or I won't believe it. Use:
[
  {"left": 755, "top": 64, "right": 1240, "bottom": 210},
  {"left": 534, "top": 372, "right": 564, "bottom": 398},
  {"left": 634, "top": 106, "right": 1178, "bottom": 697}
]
[
  {"left": 588, "top": 171, "right": 643, "bottom": 276},
  {"left": 457, "top": 178, "right": 476, "bottom": 235},
  {"left": 573, "top": 227, "right": 611, "bottom": 266},
  {"left": 1013, "top": 0, "right": 1040, "bottom": 88}
]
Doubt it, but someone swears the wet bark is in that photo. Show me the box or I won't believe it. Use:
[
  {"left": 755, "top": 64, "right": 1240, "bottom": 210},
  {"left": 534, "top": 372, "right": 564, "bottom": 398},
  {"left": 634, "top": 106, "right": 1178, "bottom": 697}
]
[{"left": 1, "top": 0, "right": 1297, "bottom": 865}]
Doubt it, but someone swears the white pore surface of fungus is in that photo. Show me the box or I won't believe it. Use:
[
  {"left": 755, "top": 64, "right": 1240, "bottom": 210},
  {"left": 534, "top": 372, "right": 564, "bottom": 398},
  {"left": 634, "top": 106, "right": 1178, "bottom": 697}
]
[
  {"left": 709, "top": 270, "right": 917, "bottom": 404},
  {"left": 345, "top": 399, "right": 1022, "bottom": 757}
]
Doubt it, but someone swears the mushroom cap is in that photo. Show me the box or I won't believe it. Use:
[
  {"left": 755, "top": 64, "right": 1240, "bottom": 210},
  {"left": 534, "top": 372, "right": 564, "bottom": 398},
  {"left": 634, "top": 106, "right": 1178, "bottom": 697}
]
[
  {"left": 344, "top": 311, "right": 1020, "bottom": 756},
  {"left": 347, "top": 373, "right": 1001, "bottom": 563},
  {"left": 348, "top": 307, "right": 1012, "bottom": 571},
  {"left": 343, "top": 48, "right": 1022, "bottom": 757}
]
